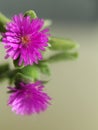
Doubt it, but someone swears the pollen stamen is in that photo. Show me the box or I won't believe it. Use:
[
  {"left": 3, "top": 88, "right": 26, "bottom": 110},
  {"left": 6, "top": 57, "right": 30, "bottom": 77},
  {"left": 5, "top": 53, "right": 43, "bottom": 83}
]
[{"left": 21, "top": 36, "right": 30, "bottom": 45}]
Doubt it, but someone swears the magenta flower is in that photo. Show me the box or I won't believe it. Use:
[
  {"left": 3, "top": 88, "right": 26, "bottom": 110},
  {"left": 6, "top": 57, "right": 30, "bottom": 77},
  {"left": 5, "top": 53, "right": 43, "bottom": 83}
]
[
  {"left": 8, "top": 81, "right": 51, "bottom": 115},
  {"left": 2, "top": 14, "right": 50, "bottom": 66}
]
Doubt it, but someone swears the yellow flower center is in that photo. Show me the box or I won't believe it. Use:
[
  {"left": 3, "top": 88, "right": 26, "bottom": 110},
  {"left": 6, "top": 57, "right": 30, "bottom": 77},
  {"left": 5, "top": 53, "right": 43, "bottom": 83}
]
[{"left": 21, "top": 36, "right": 30, "bottom": 45}]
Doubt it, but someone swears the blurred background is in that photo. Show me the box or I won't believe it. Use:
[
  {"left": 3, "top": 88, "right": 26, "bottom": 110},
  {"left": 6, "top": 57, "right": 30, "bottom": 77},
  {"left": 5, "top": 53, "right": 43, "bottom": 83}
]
[
  {"left": 0, "top": 0, "right": 98, "bottom": 130},
  {"left": 0, "top": 0, "right": 98, "bottom": 22}
]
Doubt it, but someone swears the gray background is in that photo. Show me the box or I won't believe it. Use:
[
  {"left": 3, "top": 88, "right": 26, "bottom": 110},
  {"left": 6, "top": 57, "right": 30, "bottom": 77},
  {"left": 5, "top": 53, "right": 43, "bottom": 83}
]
[{"left": 0, "top": 0, "right": 97, "bottom": 21}]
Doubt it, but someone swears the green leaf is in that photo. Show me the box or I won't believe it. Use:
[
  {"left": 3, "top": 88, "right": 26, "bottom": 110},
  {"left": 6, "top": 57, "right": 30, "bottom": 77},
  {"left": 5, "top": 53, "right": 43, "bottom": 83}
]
[
  {"left": 7, "top": 69, "right": 19, "bottom": 84},
  {"left": 0, "top": 12, "right": 10, "bottom": 24},
  {"left": 49, "top": 37, "right": 79, "bottom": 51},
  {"left": 20, "top": 65, "right": 39, "bottom": 81},
  {"left": 0, "top": 23, "right": 6, "bottom": 32},
  {"left": 37, "top": 62, "right": 51, "bottom": 76},
  {"left": 13, "top": 59, "right": 24, "bottom": 69},
  {"left": 46, "top": 52, "right": 78, "bottom": 63},
  {"left": 0, "top": 63, "right": 11, "bottom": 82},
  {"left": 15, "top": 72, "right": 33, "bottom": 83},
  {"left": 0, "top": 12, "right": 10, "bottom": 32},
  {"left": 0, "top": 63, "right": 10, "bottom": 74},
  {"left": 24, "top": 10, "right": 37, "bottom": 19}
]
